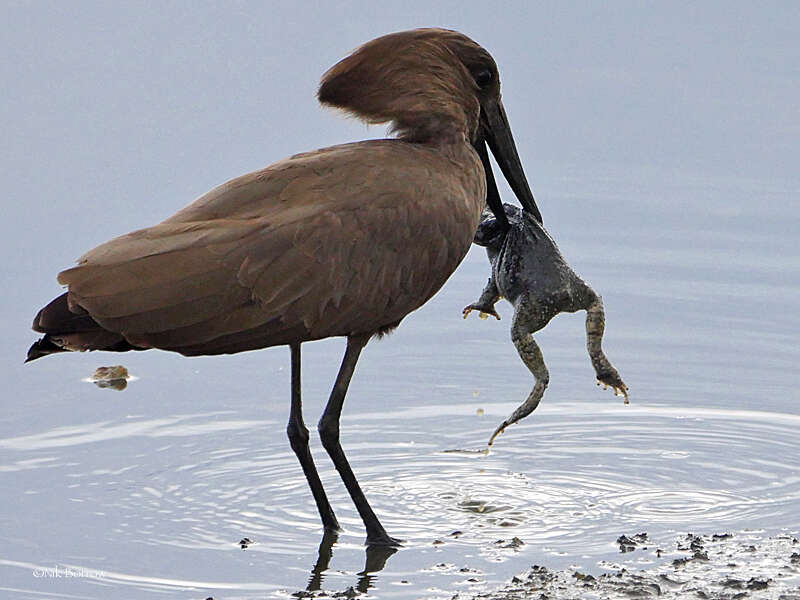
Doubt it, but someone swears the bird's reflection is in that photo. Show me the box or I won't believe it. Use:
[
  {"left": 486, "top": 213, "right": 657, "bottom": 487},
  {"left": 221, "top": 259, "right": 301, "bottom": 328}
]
[
  {"left": 357, "top": 542, "right": 397, "bottom": 593},
  {"left": 306, "top": 530, "right": 337, "bottom": 591},
  {"left": 304, "top": 530, "right": 398, "bottom": 594}
]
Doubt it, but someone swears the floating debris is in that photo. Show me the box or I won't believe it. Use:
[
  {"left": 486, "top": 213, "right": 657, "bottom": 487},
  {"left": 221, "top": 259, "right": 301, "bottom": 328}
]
[
  {"left": 87, "top": 365, "right": 131, "bottom": 391},
  {"left": 441, "top": 447, "right": 490, "bottom": 456},
  {"left": 494, "top": 536, "right": 525, "bottom": 550}
]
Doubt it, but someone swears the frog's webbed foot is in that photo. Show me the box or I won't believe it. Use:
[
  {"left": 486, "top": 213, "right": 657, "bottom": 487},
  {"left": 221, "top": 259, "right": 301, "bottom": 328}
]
[
  {"left": 462, "top": 302, "right": 501, "bottom": 320},
  {"left": 596, "top": 369, "right": 629, "bottom": 403},
  {"left": 488, "top": 389, "right": 543, "bottom": 446},
  {"left": 585, "top": 297, "right": 629, "bottom": 404},
  {"left": 488, "top": 419, "right": 511, "bottom": 446}
]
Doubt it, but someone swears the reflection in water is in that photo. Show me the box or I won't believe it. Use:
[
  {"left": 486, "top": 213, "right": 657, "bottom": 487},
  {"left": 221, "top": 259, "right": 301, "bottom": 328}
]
[
  {"left": 305, "top": 530, "right": 398, "bottom": 594},
  {"left": 1, "top": 404, "right": 799, "bottom": 596},
  {"left": 92, "top": 377, "right": 128, "bottom": 390},
  {"left": 359, "top": 542, "right": 398, "bottom": 593},
  {"left": 306, "top": 530, "right": 336, "bottom": 591},
  {"left": 0, "top": 403, "right": 800, "bottom": 593}
]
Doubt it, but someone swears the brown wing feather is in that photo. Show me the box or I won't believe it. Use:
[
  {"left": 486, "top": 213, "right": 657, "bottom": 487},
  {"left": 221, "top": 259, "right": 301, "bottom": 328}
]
[{"left": 57, "top": 140, "right": 484, "bottom": 355}]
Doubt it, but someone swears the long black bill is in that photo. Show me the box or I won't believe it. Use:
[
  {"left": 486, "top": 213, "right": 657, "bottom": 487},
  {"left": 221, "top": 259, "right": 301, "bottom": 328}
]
[
  {"left": 482, "top": 99, "right": 542, "bottom": 224},
  {"left": 474, "top": 137, "right": 509, "bottom": 232}
]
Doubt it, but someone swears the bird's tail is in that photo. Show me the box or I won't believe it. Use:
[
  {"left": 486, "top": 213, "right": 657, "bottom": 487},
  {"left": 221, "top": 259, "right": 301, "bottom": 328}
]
[{"left": 26, "top": 292, "right": 141, "bottom": 363}]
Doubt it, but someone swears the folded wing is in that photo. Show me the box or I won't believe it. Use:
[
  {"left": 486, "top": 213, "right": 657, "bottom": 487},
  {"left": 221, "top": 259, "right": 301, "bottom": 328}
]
[{"left": 57, "top": 141, "right": 477, "bottom": 355}]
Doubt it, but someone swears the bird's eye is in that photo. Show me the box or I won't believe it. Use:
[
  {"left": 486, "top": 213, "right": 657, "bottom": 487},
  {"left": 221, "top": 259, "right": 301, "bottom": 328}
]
[{"left": 474, "top": 68, "right": 493, "bottom": 88}]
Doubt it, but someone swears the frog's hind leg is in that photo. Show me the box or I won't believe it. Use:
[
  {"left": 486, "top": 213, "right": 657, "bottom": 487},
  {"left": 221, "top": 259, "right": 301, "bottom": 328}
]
[
  {"left": 584, "top": 294, "right": 629, "bottom": 402},
  {"left": 488, "top": 300, "right": 553, "bottom": 446}
]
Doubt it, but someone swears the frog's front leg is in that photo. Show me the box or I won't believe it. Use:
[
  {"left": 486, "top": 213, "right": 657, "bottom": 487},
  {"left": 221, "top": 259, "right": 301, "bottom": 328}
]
[
  {"left": 463, "top": 277, "right": 501, "bottom": 321},
  {"left": 585, "top": 296, "right": 629, "bottom": 403},
  {"left": 488, "top": 300, "right": 552, "bottom": 446}
]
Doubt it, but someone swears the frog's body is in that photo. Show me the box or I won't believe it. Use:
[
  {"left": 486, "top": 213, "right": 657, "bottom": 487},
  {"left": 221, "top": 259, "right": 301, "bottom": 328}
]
[{"left": 464, "top": 203, "right": 628, "bottom": 445}]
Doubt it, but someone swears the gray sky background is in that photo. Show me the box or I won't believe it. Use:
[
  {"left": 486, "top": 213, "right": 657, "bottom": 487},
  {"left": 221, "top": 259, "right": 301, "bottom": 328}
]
[{"left": 2, "top": 0, "right": 798, "bottom": 343}]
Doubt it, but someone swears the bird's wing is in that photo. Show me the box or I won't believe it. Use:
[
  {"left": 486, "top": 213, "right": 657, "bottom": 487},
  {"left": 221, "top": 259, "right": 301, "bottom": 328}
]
[{"left": 58, "top": 142, "right": 479, "bottom": 354}]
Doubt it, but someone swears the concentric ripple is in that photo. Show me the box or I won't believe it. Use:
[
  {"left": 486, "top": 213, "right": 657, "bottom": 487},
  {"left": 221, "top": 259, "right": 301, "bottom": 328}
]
[
  {"left": 84, "top": 402, "right": 800, "bottom": 558},
  {"left": 2, "top": 402, "right": 799, "bottom": 597}
]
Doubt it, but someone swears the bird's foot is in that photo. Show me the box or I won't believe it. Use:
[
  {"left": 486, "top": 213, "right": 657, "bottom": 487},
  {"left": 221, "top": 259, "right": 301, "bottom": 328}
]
[
  {"left": 462, "top": 303, "right": 500, "bottom": 320},
  {"left": 366, "top": 532, "right": 404, "bottom": 547},
  {"left": 323, "top": 521, "right": 342, "bottom": 534}
]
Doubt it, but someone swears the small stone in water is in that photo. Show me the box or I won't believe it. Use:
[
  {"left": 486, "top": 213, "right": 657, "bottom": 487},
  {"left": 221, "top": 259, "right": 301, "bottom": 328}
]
[{"left": 91, "top": 365, "right": 129, "bottom": 381}]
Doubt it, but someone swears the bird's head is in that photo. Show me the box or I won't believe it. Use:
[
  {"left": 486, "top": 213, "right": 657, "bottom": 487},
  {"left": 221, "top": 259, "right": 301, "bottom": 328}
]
[{"left": 318, "top": 28, "right": 540, "bottom": 225}]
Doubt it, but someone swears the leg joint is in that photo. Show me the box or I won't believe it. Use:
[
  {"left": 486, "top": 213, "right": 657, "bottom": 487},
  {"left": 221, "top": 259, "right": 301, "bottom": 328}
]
[
  {"left": 318, "top": 415, "right": 339, "bottom": 448},
  {"left": 287, "top": 419, "right": 310, "bottom": 447}
]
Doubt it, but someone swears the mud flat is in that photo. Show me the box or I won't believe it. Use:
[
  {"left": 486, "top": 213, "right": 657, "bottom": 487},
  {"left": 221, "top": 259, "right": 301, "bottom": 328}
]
[{"left": 457, "top": 532, "right": 800, "bottom": 600}]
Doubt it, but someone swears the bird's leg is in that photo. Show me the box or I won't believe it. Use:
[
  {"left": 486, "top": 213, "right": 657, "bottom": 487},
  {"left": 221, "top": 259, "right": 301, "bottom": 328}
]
[
  {"left": 585, "top": 296, "right": 629, "bottom": 402},
  {"left": 488, "top": 301, "right": 551, "bottom": 446},
  {"left": 318, "top": 333, "right": 401, "bottom": 547},
  {"left": 286, "top": 342, "right": 340, "bottom": 532},
  {"left": 463, "top": 276, "right": 502, "bottom": 320}
]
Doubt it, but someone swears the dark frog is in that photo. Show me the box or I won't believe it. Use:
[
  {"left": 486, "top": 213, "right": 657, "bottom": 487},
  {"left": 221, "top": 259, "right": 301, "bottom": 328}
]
[{"left": 464, "top": 203, "right": 628, "bottom": 446}]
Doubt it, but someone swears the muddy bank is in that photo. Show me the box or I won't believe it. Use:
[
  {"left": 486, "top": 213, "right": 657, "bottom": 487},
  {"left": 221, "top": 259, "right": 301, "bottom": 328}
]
[{"left": 458, "top": 532, "right": 800, "bottom": 600}]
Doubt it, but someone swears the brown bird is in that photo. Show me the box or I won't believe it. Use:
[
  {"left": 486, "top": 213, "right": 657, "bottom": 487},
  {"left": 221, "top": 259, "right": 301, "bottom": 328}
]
[{"left": 27, "top": 28, "right": 539, "bottom": 546}]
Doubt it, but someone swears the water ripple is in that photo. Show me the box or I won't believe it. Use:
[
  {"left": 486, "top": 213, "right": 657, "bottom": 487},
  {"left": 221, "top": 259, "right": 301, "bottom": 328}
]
[{"left": 2, "top": 402, "right": 798, "bottom": 596}]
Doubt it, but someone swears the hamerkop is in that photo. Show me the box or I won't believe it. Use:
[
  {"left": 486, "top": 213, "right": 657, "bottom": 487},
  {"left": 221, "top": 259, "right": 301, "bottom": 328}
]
[{"left": 27, "top": 28, "right": 539, "bottom": 546}]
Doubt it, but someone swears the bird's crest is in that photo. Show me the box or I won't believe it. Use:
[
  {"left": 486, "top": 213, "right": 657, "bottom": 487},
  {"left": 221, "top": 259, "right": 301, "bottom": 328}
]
[{"left": 318, "top": 28, "right": 496, "bottom": 144}]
